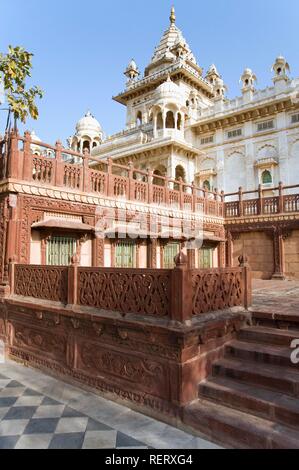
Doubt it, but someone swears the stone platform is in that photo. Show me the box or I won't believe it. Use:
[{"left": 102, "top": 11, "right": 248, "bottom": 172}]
[{"left": 252, "top": 279, "right": 299, "bottom": 315}]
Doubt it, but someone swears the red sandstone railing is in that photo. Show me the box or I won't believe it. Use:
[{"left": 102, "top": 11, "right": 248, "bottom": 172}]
[
  {"left": 191, "top": 268, "right": 244, "bottom": 314},
  {"left": 9, "top": 254, "right": 252, "bottom": 321},
  {"left": 13, "top": 264, "right": 68, "bottom": 304},
  {"left": 224, "top": 183, "right": 299, "bottom": 218},
  {"left": 3, "top": 131, "right": 296, "bottom": 219},
  {"left": 77, "top": 267, "right": 171, "bottom": 317},
  {"left": 0, "top": 131, "right": 224, "bottom": 216}
]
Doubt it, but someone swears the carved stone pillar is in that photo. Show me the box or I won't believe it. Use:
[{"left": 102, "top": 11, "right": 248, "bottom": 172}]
[
  {"left": 148, "top": 239, "right": 157, "bottom": 269},
  {"left": 226, "top": 231, "right": 233, "bottom": 267},
  {"left": 187, "top": 249, "right": 196, "bottom": 269},
  {"left": 5, "top": 195, "right": 18, "bottom": 267},
  {"left": 111, "top": 241, "right": 115, "bottom": 268},
  {"left": 92, "top": 236, "right": 104, "bottom": 267},
  {"left": 160, "top": 243, "right": 165, "bottom": 269},
  {"left": 136, "top": 242, "right": 140, "bottom": 269},
  {"left": 218, "top": 241, "right": 226, "bottom": 268},
  {"left": 272, "top": 227, "right": 286, "bottom": 280}
]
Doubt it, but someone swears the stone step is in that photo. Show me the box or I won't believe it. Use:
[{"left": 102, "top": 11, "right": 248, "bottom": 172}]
[
  {"left": 184, "top": 398, "right": 299, "bottom": 449},
  {"left": 225, "top": 339, "right": 297, "bottom": 368},
  {"left": 252, "top": 311, "right": 299, "bottom": 330},
  {"left": 212, "top": 358, "right": 299, "bottom": 397},
  {"left": 238, "top": 326, "right": 299, "bottom": 347},
  {"left": 199, "top": 376, "right": 299, "bottom": 430}
]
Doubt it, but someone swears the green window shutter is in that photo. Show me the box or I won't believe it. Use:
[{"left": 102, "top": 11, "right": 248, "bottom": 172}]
[
  {"left": 163, "top": 243, "right": 180, "bottom": 269},
  {"left": 47, "top": 236, "right": 76, "bottom": 266},
  {"left": 115, "top": 241, "right": 135, "bottom": 268},
  {"left": 199, "top": 248, "right": 213, "bottom": 269}
]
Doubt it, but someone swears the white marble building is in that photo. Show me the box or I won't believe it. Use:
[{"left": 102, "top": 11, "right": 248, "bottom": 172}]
[{"left": 70, "top": 7, "right": 299, "bottom": 194}]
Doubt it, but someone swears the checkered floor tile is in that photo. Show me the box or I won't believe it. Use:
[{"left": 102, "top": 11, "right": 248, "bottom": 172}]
[{"left": 0, "top": 374, "right": 149, "bottom": 449}]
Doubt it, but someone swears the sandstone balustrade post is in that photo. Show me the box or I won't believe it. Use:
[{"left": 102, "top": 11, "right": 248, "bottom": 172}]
[
  {"left": 204, "top": 188, "right": 208, "bottom": 214},
  {"left": 107, "top": 158, "right": 114, "bottom": 197},
  {"left": 239, "top": 255, "right": 252, "bottom": 310},
  {"left": 68, "top": 255, "right": 79, "bottom": 306},
  {"left": 238, "top": 186, "right": 244, "bottom": 217},
  {"left": 83, "top": 149, "right": 90, "bottom": 193},
  {"left": 258, "top": 184, "right": 263, "bottom": 215},
  {"left": 128, "top": 162, "right": 135, "bottom": 201},
  {"left": 22, "top": 131, "right": 33, "bottom": 181},
  {"left": 179, "top": 178, "right": 184, "bottom": 210},
  {"left": 165, "top": 177, "right": 170, "bottom": 205},
  {"left": 7, "top": 130, "right": 20, "bottom": 179},
  {"left": 147, "top": 168, "right": 153, "bottom": 205},
  {"left": 55, "top": 140, "right": 64, "bottom": 186},
  {"left": 170, "top": 251, "right": 193, "bottom": 323},
  {"left": 191, "top": 182, "right": 196, "bottom": 213},
  {"left": 221, "top": 190, "right": 225, "bottom": 217},
  {"left": 278, "top": 181, "right": 284, "bottom": 213}
]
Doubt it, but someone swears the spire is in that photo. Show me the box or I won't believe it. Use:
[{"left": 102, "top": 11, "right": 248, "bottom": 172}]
[{"left": 170, "top": 6, "right": 176, "bottom": 25}]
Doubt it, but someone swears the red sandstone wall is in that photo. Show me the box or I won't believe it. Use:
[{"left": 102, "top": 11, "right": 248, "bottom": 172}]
[
  {"left": 233, "top": 232, "right": 274, "bottom": 280},
  {"left": 285, "top": 230, "right": 299, "bottom": 279}
]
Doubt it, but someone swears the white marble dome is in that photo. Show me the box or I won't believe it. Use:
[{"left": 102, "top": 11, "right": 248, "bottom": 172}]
[
  {"left": 126, "top": 59, "right": 138, "bottom": 72},
  {"left": 76, "top": 111, "right": 102, "bottom": 135},
  {"left": 155, "top": 76, "right": 185, "bottom": 105},
  {"left": 30, "top": 131, "right": 43, "bottom": 154},
  {"left": 30, "top": 130, "right": 41, "bottom": 142}
]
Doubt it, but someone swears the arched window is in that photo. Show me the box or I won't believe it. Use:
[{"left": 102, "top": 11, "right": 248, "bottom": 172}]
[
  {"left": 262, "top": 170, "right": 273, "bottom": 185},
  {"left": 93, "top": 142, "right": 97, "bottom": 148},
  {"left": 136, "top": 111, "right": 142, "bottom": 126},
  {"left": 174, "top": 165, "right": 186, "bottom": 191},
  {"left": 157, "top": 112, "right": 163, "bottom": 130},
  {"left": 175, "top": 165, "right": 186, "bottom": 182},
  {"left": 203, "top": 180, "right": 211, "bottom": 191},
  {"left": 166, "top": 111, "right": 175, "bottom": 129},
  {"left": 83, "top": 140, "right": 90, "bottom": 152}
]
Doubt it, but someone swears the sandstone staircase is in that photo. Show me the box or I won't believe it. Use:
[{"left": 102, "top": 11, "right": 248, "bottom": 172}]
[{"left": 184, "top": 312, "right": 299, "bottom": 449}]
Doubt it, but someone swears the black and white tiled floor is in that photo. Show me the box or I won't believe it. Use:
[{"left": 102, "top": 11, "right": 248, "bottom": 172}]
[
  {"left": 0, "top": 373, "right": 148, "bottom": 449},
  {"left": 0, "top": 361, "right": 220, "bottom": 450}
]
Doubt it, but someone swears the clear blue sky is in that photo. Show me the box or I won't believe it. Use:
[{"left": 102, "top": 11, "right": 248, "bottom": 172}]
[{"left": 1, "top": 0, "right": 298, "bottom": 144}]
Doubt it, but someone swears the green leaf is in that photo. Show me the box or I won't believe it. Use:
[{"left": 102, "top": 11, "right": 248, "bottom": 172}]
[{"left": 0, "top": 44, "right": 43, "bottom": 124}]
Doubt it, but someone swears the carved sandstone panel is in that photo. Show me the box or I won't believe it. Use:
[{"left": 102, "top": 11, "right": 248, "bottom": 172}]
[
  {"left": 14, "top": 265, "right": 68, "bottom": 303},
  {"left": 192, "top": 269, "right": 243, "bottom": 315},
  {"left": 12, "top": 323, "right": 67, "bottom": 362},
  {"left": 78, "top": 342, "right": 168, "bottom": 399},
  {"left": 78, "top": 268, "right": 171, "bottom": 317}
]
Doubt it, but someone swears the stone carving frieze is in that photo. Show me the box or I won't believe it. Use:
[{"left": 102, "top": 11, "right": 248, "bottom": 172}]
[{"left": 79, "top": 343, "right": 166, "bottom": 397}]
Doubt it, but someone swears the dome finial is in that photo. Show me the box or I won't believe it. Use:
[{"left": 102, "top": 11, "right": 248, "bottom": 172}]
[{"left": 170, "top": 6, "right": 176, "bottom": 25}]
